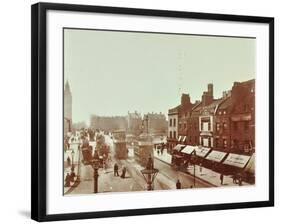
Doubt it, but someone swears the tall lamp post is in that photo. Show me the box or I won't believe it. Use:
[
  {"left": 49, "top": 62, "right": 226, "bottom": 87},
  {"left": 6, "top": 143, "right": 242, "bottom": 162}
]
[
  {"left": 92, "top": 150, "right": 100, "bottom": 193},
  {"left": 191, "top": 150, "right": 197, "bottom": 187},
  {"left": 70, "top": 149, "right": 76, "bottom": 182},
  {"left": 141, "top": 155, "right": 159, "bottom": 190},
  {"left": 76, "top": 144, "right": 81, "bottom": 183}
]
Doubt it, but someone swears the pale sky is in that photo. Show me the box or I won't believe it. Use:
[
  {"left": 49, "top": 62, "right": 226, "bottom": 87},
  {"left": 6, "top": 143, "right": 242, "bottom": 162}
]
[{"left": 64, "top": 28, "right": 255, "bottom": 123}]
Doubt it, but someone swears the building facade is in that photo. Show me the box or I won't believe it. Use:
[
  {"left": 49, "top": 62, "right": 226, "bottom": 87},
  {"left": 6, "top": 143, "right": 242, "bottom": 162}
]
[
  {"left": 167, "top": 80, "right": 255, "bottom": 156},
  {"left": 167, "top": 106, "right": 179, "bottom": 151},
  {"left": 144, "top": 112, "right": 167, "bottom": 135},
  {"left": 229, "top": 80, "right": 255, "bottom": 154},
  {"left": 127, "top": 111, "right": 142, "bottom": 135},
  {"left": 90, "top": 115, "right": 128, "bottom": 132}
]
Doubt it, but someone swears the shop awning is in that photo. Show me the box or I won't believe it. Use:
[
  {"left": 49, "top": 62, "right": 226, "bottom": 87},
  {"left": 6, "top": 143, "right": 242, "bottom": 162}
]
[
  {"left": 244, "top": 153, "right": 255, "bottom": 174},
  {"left": 223, "top": 153, "right": 251, "bottom": 168},
  {"left": 205, "top": 150, "right": 227, "bottom": 162},
  {"left": 195, "top": 146, "right": 211, "bottom": 158},
  {"left": 181, "top": 145, "right": 196, "bottom": 154},
  {"left": 182, "top": 136, "right": 187, "bottom": 142},
  {"left": 173, "top": 144, "right": 185, "bottom": 151},
  {"left": 173, "top": 154, "right": 184, "bottom": 159},
  {"left": 178, "top": 136, "right": 182, "bottom": 141}
]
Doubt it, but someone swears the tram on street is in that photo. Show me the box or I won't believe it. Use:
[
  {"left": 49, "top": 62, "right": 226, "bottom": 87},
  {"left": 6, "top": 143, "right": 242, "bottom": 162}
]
[
  {"left": 134, "top": 133, "right": 154, "bottom": 166},
  {"left": 112, "top": 130, "right": 128, "bottom": 159}
]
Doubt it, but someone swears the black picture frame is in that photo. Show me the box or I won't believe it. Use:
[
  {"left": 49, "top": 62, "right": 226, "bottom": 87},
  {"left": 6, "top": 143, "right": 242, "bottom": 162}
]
[{"left": 31, "top": 2, "right": 274, "bottom": 222}]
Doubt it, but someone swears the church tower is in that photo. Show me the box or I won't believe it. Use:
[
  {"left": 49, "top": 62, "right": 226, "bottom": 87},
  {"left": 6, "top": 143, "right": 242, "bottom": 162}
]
[{"left": 64, "top": 80, "right": 72, "bottom": 132}]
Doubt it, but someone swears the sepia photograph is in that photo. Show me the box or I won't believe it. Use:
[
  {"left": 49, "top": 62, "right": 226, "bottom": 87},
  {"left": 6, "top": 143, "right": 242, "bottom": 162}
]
[{"left": 63, "top": 28, "right": 256, "bottom": 195}]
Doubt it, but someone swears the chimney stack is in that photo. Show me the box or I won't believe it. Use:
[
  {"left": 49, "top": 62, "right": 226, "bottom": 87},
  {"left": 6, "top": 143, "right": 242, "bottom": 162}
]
[{"left": 202, "top": 84, "right": 214, "bottom": 106}]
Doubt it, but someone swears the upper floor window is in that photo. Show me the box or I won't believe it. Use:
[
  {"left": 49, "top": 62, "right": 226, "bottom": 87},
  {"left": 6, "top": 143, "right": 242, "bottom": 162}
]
[
  {"left": 173, "top": 118, "right": 176, "bottom": 127},
  {"left": 216, "top": 123, "right": 220, "bottom": 131},
  {"left": 223, "top": 139, "right": 227, "bottom": 148},
  {"left": 169, "top": 119, "right": 172, "bottom": 127}
]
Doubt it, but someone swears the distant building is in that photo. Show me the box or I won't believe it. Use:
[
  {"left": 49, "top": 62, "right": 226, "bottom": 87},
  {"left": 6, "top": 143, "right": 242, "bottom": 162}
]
[
  {"left": 127, "top": 111, "right": 142, "bottom": 135},
  {"left": 64, "top": 80, "right": 72, "bottom": 135},
  {"left": 90, "top": 115, "right": 128, "bottom": 132},
  {"left": 144, "top": 112, "right": 167, "bottom": 135},
  {"left": 72, "top": 121, "right": 87, "bottom": 131}
]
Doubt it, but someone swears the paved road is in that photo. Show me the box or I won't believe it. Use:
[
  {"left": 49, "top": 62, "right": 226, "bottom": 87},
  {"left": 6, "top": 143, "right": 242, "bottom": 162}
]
[{"left": 65, "top": 134, "right": 212, "bottom": 195}]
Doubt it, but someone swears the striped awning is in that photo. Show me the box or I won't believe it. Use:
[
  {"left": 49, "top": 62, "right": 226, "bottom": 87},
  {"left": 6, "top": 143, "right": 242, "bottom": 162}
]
[
  {"left": 244, "top": 153, "right": 255, "bottom": 174},
  {"left": 223, "top": 153, "right": 251, "bottom": 168},
  {"left": 206, "top": 150, "right": 227, "bottom": 162},
  {"left": 173, "top": 144, "right": 185, "bottom": 151},
  {"left": 195, "top": 146, "right": 211, "bottom": 157},
  {"left": 181, "top": 145, "right": 196, "bottom": 154}
]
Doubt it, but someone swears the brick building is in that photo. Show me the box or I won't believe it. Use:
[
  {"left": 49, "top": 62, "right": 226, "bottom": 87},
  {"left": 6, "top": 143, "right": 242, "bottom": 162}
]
[{"left": 167, "top": 80, "right": 255, "bottom": 156}]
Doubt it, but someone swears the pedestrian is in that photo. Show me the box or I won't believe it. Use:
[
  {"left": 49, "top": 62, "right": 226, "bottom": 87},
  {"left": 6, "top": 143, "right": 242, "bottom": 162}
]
[
  {"left": 220, "top": 173, "right": 224, "bottom": 185},
  {"left": 238, "top": 176, "right": 243, "bottom": 186},
  {"left": 232, "top": 174, "right": 237, "bottom": 184},
  {"left": 157, "top": 149, "right": 160, "bottom": 155},
  {"left": 67, "top": 156, "right": 71, "bottom": 167},
  {"left": 121, "top": 166, "right": 126, "bottom": 178},
  {"left": 161, "top": 148, "right": 164, "bottom": 155},
  {"left": 114, "top": 163, "right": 119, "bottom": 176},
  {"left": 199, "top": 163, "right": 202, "bottom": 173},
  {"left": 70, "top": 170, "right": 76, "bottom": 182},
  {"left": 176, "top": 179, "right": 181, "bottom": 189},
  {"left": 64, "top": 173, "right": 71, "bottom": 187}
]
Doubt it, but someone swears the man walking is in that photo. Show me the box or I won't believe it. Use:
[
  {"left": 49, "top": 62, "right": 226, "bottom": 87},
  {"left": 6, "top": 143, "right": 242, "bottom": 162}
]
[
  {"left": 220, "top": 173, "right": 224, "bottom": 185},
  {"left": 114, "top": 163, "right": 119, "bottom": 176},
  {"left": 121, "top": 166, "right": 127, "bottom": 178},
  {"left": 176, "top": 179, "right": 182, "bottom": 189}
]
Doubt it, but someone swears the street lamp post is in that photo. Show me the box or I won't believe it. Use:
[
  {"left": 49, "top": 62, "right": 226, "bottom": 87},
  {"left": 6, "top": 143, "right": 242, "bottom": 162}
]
[
  {"left": 92, "top": 150, "right": 100, "bottom": 193},
  {"left": 141, "top": 155, "right": 159, "bottom": 190},
  {"left": 76, "top": 144, "right": 81, "bottom": 183},
  {"left": 70, "top": 149, "right": 76, "bottom": 182},
  {"left": 191, "top": 150, "right": 197, "bottom": 187}
]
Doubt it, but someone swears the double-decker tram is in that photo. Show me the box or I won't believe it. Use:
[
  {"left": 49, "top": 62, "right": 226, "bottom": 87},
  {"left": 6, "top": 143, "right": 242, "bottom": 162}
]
[
  {"left": 112, "top": 130, "right": 127, "bottom": 160},
  {"left": 134, "top": 133, "right": 154, "bottom": 166}
]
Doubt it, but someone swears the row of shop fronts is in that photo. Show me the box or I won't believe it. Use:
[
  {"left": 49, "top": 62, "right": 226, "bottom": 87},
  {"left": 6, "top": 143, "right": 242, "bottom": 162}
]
[
  {"left": 167, "top": 80, "right": 255, "bottom": 159},
  {"left": 171, "top": 144, "right": 255, "bottom": 184}
]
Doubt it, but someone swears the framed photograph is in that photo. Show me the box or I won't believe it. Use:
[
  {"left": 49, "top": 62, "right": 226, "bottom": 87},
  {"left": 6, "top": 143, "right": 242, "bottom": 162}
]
[{"left": 31, "top": 2, "right": 274, "bottom": 222}]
